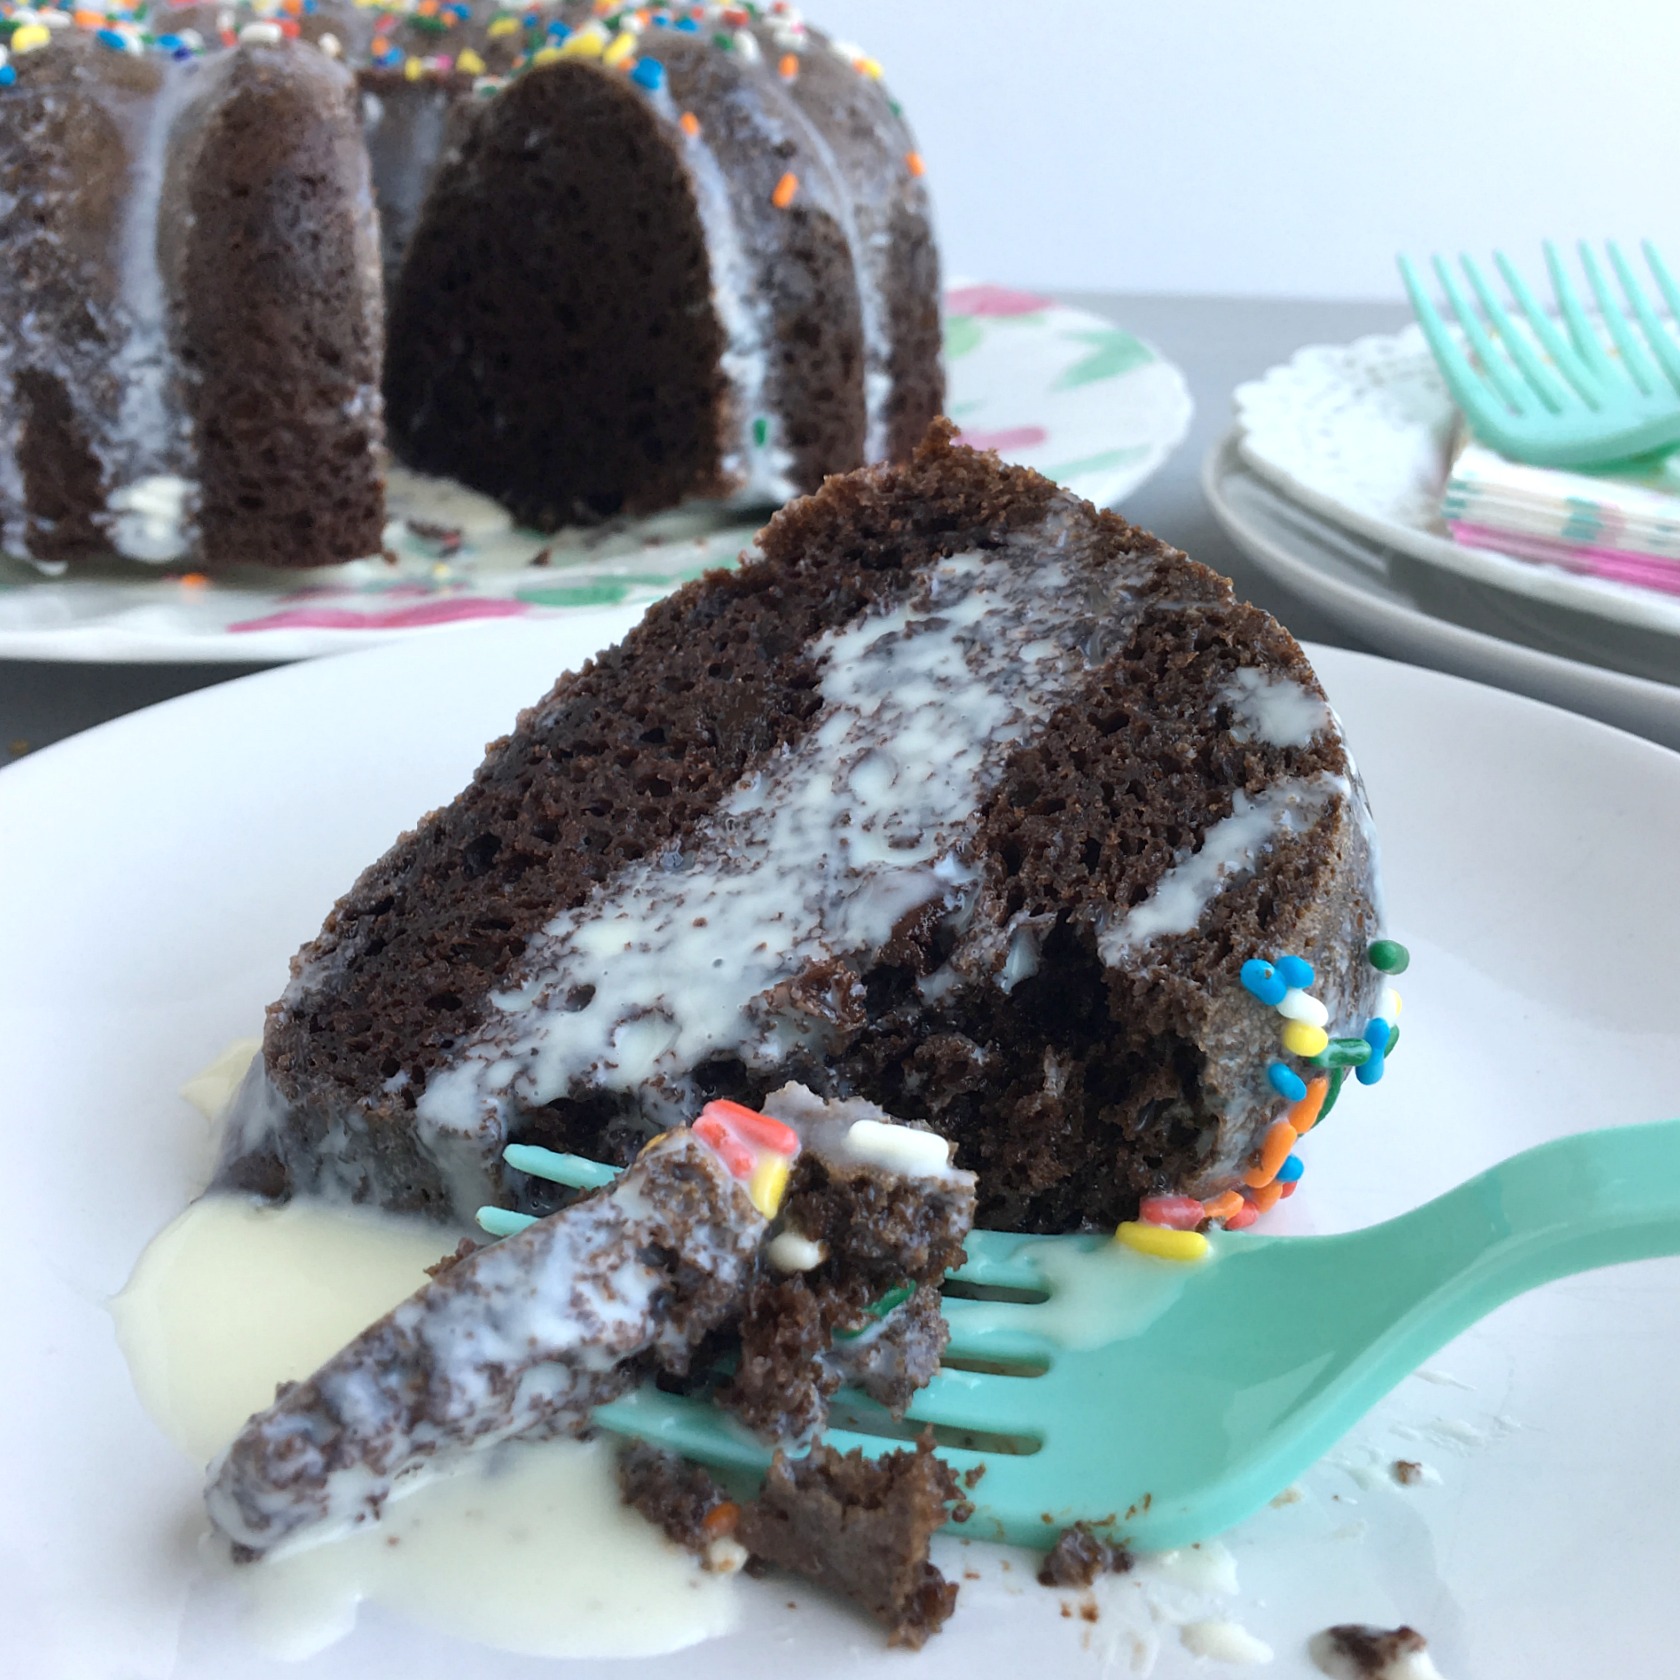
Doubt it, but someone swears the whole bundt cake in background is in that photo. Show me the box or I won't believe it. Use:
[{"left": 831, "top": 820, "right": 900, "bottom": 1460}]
[{"left": 0, "top": 1, "right": 941, "bottom": 569}]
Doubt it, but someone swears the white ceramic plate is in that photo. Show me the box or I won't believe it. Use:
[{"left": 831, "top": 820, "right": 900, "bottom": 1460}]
[
  {"left": 1233, "top": 326, "right": 1680, "bottom": 665},
  {"left": 0, "top": 285, "right": 1191, "bottom": 665},
  {"left": 4, "top": 619, "right": 1679, "bottom": 1680},
  {"left": 1205, "top": 431, "right": 1680, "bottom": 754}
]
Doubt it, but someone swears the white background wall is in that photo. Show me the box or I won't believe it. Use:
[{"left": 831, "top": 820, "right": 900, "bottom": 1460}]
[{"left": 815, "top": 0, "right": 1680, "bottom": 300}]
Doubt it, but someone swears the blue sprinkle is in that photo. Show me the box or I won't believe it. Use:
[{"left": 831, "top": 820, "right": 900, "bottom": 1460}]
[
  {"left": 172, "top": 45, "right": 195, "bottom": 58},
  {"left": 1276, "top": 1153, "right": 1305, "bottom": 1183},
  {"left": 1275, "top": 953, "right": 1315, "bottom": 990},
  {"left": 675, "top": 14, "right": 700, "bottom": 29},
  {"left": 155, "top": 32, "right": 181, "bottom": 48},
  {"left": 1355, "top": 1015, "right": 1389, "bottom": 1086},
  {"left": 1240, "top": 957, "right": 1286, "bottom": 1007},
  {"left": 1267, "top": 1062, "right": 1308, "bottom": 1103},
  {"left": 0, "top": 64, "right": 15, "bottom": 88},
  {"left": 545, "top": 18, "right": 570, "bottom": 38},
  {"left": 96, "top": 26, "right": 129, "bottom": 49},
  {"left": 630, "top": 55, "right": 665, "bottom": 90}
]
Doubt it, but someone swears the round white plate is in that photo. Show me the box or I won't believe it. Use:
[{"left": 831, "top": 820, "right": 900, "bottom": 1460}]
[
  {"left": 1205, "top": 431, "right": 1680, "bottom": 754},
  {"left": 4, "top": 621, "right": 1678, "bottom": 1680},
  {"left": 0, "top": 284, "right": 1191, "bottom": 665},
  {"left": 1234, "top": 326, "right": 1680, "bottom": 662}
]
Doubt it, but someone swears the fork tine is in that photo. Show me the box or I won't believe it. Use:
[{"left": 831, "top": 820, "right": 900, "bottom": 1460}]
[
  {"left": 1493, "top": 250, "right": 1602, "bottom": 409},
  {"left": 1642, "top": 239, "right": 1680, "bottom": 327},
  {"left": 1431, "top": 255, "right": 1533, "bottom": 415},
  {"left": 1578, "top": 240, "right": 1662, "bottom": 396},
  {"left": 1609, "top": 240, "right": 1680, "bottom": 395},
  {"left": 1398, "top": 254, "right": 1509, "bottom": 429},
  {"left": 1544, "top": 240, "right": 1621, "bottom": 386},
  {"left": 1458, "top": 254, "right": 1570, "bottom": 413}
]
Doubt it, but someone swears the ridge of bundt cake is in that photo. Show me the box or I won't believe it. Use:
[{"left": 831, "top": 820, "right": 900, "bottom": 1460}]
[{"left": 217, "top": 421, "right": 1386, "bottom": 1234}]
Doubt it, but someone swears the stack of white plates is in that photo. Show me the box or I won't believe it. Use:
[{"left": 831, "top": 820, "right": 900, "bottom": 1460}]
[{"left": 1206, "top": 325, "right": 1680, "bottom": 752}]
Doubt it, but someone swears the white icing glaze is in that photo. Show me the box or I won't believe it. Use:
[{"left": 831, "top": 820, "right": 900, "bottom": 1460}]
[
  {"left": 415, "top": 521, "right": 1094, "bottom": 1166},
  {"left": 179, "top": 1036, "right": 262, "bottom": 1122},
  {"left": 648, "top": 84, "right": 795, "bottom": 504},
  {"left": 1180, "top": 1619, "right": 1274, "bottom": 1664},
  {"left": 106, "top": 55, "right": 202, "bottom": 560},
  {"left": 952, "top": 1236, "right": 1211, "bottom": 1353},
  {"left": 1224, "top": 666, "right": 1333, "bottom": 749},
  {"left": 1098, "top": 773, "right": 1347, "bottom": 962},
  {"left": 111, "top": 1195, "right": 738, "bottom": 1660}
]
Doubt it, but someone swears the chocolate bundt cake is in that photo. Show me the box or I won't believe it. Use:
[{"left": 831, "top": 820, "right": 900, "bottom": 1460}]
[
  {"left": 217, "top": 423, "right": 1394, "bottom": 1237},
  {"left": 0, "top": 2, "right": 939, "bottom": 568}
]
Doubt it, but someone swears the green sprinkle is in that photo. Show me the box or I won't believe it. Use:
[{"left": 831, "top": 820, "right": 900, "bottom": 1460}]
[
  {"left": 1309, "top": 1036, "right": 1372, "bottom": 1069},
  {"left": 751, "top": 415, "right": 769, "bottom": 447},
  {"left": 833, "top": 1282, "right": 915, "bottom": 1339},
  {"left": 712, "top": 30, "right": 732, "bottom": 48},
  {"left": 1367, "top": 938, "right": 1410, "bottom": 975},
  {"left": 889, "top": 99, "right": 902, "bottom": 116},
  {"left": 1386, "top": 1022, "right": 1400, "bottom": 1055}
]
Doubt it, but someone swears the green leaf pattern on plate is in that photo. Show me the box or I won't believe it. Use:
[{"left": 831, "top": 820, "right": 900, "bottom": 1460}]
[{"left": 1053, "top": 328, "right": 1155, "bottom": 391}]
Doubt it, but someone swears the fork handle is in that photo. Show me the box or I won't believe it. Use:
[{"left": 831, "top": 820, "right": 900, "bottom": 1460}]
[{"left": 1362, "top": 1118, "right": 1680, "bottom": 1330}]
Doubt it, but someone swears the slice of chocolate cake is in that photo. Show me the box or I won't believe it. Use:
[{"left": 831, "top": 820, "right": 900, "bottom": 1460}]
[{"left": 218, "top": 420, "right": 1389, "bottom": 1238}]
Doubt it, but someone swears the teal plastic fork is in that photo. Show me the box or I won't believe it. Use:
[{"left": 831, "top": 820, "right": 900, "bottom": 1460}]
[
  {"left": 1399, "top": 241, "right": 1680, "bottom": 468},
  {"left": 513, "top": 1121, "right": 1680, "bottom": 1552}
]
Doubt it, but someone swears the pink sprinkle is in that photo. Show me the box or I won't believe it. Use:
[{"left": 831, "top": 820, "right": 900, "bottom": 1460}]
[
  {"left": 945, "top": 283, "right": 1053, "bottom": 317},
  {"left": 1223, "top": 1202, "right": 1260, "bottom": 1232},
  {"left": 956, "top": 425, "right": 1047, "bottom": 454},
  {"left": 1139, "top": 1195, "right": 1207, "bottom": 1231},
  {"left": 228, "top": 598, "right": 532, "bottom": 633}
]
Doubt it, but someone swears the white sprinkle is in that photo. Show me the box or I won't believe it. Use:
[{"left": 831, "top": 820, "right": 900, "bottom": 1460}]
[
  {"left": 239, "top": 20, "right": 283, "bottom": 44},
  {"left": 319, "top": 30, "right": 341, "bottom": 55},
  {"left": 842, "top": 1119, "right": 951, "bottom": 1178},
  {"left": 1276, "top": 987, "right": 1329, "bottom": 1027},
  {"left": 39, "top": 8, "right": 73, "bottom": 28},
  {"left": 767, "top": 1230, "right": 826, "bottom": 1273}
]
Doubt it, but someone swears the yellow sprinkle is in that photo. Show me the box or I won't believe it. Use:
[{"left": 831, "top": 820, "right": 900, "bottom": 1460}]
[
  {"left": 403, "top": 55, "right": 425, "bottom": 79},
  {"left": 853, "top": 54, "right": 882, "bottom": 78},
  {"left": 487, "top": 14, "right": 519, "bottom": 35},
  {"left": 10, "top": 24, "right": 52, "bottom": 50},
  {"left": 1116, "top": 1221, "right": 1209, "bottom": 1263},
  {"left": 560, "top": 25, "right": 605, "bottom": 56},
  {"left": 456, "top": 46, "right": 485, "bottom": 73},
  {"left": 1280, "top": 1019, "right": 1329, "bottom": 1058},
  {"left": 530, "top": 44, "right": 564, "bottom": 63},
  {"left": 1383, "top": 987, "right": 1403, "bottom": 1019},
  {"left": 602, "top": 28, "right": 635, "bottom": 66},
  {"left": 748, "top": 1153, "right": 790, "bottom": 1219}
]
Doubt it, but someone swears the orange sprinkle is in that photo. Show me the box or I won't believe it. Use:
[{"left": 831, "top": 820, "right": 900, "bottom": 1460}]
[
  {"left": 905, "top": 150, "right": 925, "bottom": 178},
  {"left": 1288, "top": 1074, "right": 1329, "bottom": 1135},
  {"left": 1202, "top": 1190, "right": 1244, "bottom": 1223},
  {"left": 1242, "top": 1119, "right": 1296, "bottom": 1189},
  {"left": 778, "top": 51, "right": 798, "bottom": 78},
  {"left": 416, "top": 0, "right": 438, "bottom": 12},
  {"left": 72, "top": 8, "right": 104, "bottom": 23},
  {"left": 1248, "top": 1180, "right": 1285, "bottom": 1214},
  {"left": 679, "top": 110, "right": 701, "bottom": 138},
  {"left": 177, "top": 573, "right": 209, "bottom": 590},
  {"left": 701, "top": 1500, "right": 741, "bottom": 1538},
  {"left": 771, "top": 171, "right": 799, "bottom": 209},
  {"left": 280, "top": 0, "right": 304, "bottom": 12}
]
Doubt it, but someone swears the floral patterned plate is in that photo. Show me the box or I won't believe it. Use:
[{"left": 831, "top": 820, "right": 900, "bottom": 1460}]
[{"left": 0, "top": 284, "right": 1191, "bottom": 664}]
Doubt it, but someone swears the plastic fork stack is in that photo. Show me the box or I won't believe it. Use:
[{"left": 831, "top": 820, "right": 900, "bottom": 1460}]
[{"left": 1398, "top": 240, "right": 1680, "bottom": 468}]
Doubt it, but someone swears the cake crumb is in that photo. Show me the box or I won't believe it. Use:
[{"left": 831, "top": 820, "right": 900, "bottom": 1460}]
[
  {"left": 424, "top": 1237, "right": 480, "bottom": 1278},
  {"left": 1309, "top": 1624, "right": 1442, "bottom": 1679},
  {"left": 1036, "top": 1523, "right": 1133, "bottom": 1587},
  {"left": 1392, "top": 1460, "right": 1422, "bottom": 1486}
]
